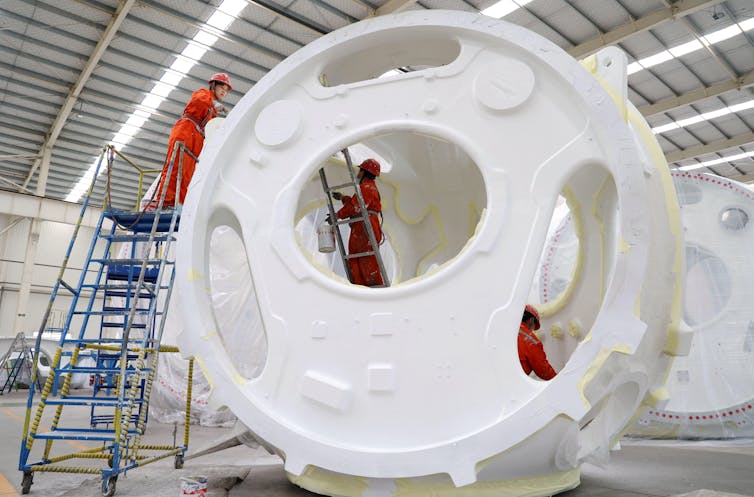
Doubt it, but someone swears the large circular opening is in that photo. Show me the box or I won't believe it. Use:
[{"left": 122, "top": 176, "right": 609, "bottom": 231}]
[{"left": 295, "top": 133, "right": 487, "bottom": 287}]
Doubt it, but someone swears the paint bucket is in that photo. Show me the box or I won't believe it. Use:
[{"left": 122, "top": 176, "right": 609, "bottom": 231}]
[
  {"left": 180, "top": 475, "right": 208, "bottom": 496},
  {"left": 317, "top": 222, "right": 336, "bottom": 253}
]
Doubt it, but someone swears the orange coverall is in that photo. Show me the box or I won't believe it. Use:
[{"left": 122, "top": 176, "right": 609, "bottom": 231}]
[
  {"left": 518, "top": 323, "right": 557, "bottom": 380},
  {"left": 156, "top": 88, "right": 218, "bottom": 206},
  {"left": 336, "top": 179, "right": 383, "bottom": 287}
]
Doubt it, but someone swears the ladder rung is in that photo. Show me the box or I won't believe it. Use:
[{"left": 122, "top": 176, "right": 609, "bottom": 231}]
[
  {"left": 327, "top": 181, "right": 357, "bottom": 191},
  {"left": 345, "top": 251, "right": 377, "bottom": 259}
]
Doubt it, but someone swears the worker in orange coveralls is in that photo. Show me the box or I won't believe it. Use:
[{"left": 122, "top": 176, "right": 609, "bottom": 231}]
[
  {"left": 155, "top": 73, "right": 232, "bottom": 207},
  {"left": 518, "top": 304, "right": 557, "bottom": 380},
  {"left": 332, "top": 159, "right": 384, "bottom": 287}
]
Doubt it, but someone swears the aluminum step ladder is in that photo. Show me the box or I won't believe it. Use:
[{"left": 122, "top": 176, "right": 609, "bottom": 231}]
[
  {"left": 0, "top": 333, "right": 41, "bottom": 395},
  {"left": 319, "top": 148, "right": 390, "bottom": 288},
  {"left": 18, "top": 144, "right": 194, "bottom": 497}
]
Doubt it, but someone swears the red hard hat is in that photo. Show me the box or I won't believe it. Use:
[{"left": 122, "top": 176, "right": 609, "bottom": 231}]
[
  {"left": 209, "top": 72, "right": 232, "bottom": 91},
  {"left": 359, "top": 158, "right": 380, "bottom": 177},
  {"left": 524, "top": 304, "right": 541, "bottom": 330}
]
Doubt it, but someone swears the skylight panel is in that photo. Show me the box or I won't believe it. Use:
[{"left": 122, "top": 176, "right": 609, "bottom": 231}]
[
  {"left": 703, "top": 24, "right": 742, "bottom": 45},
  {"left": 630, "top": 21, "right": 754, "bottom": 76},
  {"left": 674, "top": 115, "right": 704, "bottom": 127},
  {"left": 481, "top": 0, "right": 532, "bottom": 19},
  {"left": 219, "top": 0, "right": 246, "bottom": 16},
  {"left": 652, "top": 122, "right": 679, "bottom": 134},
  {"left": 678, "top": 150, "right": 754, "bottom": 171},
  {"left": 640, "top": 50, "right": 674, "bottom": 68},
  {"left": 651, "top": 100, "right": 754, "bottom": 135},
  {"left": 171, "top": 57, "right": 196, "bottom": 75},
  {"left": 729, "top": 100, "right": 754, "bottom": 113},
  {"left": 141, "top": 94, "right": 165, "bottom": 110},
  {"left": 182, "top": 42, "right": 210, "bottom": 61},
  {"left": 160, "top": 71, "right": 183, "bottom": 87},
  {"left": 668, "top": 39, "right": 702, "bottom": 57},
  {"left": 207, "top": 10, "right": 234, "bottom": 30},
  {"left": 125, "top": 115, "right": 148, "bottom": 128},
  {"left": 151, "top": 82, "right": 175, "bottom": 98},
  {"left": 701, "top": 107, "right": 730, "bottom": 120}
]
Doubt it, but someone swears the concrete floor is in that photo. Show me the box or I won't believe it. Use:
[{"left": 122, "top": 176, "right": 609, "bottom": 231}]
[{"left": 1, "top": 389, "right": 752, "bottom": 497}]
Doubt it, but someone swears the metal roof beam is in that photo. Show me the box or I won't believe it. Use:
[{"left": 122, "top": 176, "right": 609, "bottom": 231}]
[
  {"left": 0, "top": 189, "right": 101, "bottom": 228},
  {"left": 22, "top": 0, "right": 136, "bottom": 194},
  {"left": 568, "top": 0, "right": 722, "bottom": 59},
  {"left": 665, "top": 132, "right": 754, "bottom": 163},
  {"left": 640, "top": 71, "right": 754, "bottom": 116}
]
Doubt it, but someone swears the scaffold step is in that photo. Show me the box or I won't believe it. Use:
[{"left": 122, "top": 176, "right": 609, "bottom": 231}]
[
  {"left": 53, "top": 366, "right": 149, "bottom": 375},
  {"left": 45, "top": 397, "right": 146, "bottom": 407},
  {"left": 103, "top": 209, "right": 180, "bottom": 233},
  {"left": 101, "top": 322, "right": 147, "bottom": 329},
  {"left": 33, "top": 430, "right": 131, "bottom": 442},
  {"left": 99, "top": 233, "right": 174, "bottom": 243}
]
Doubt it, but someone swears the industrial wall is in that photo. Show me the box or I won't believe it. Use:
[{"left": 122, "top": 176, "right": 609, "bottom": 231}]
[{"left": 0, "top": 212, "right": 106, "bottom": 340}]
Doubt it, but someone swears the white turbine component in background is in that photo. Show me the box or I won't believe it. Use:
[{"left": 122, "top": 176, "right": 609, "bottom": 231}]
[
  {"left": 175, "top": 11, "right": 679, "bottom": 497},
  {"left": 539, "top": 170, "right": 754, "bottom": 438},
  {"left": 632, "top": 172, "right": 754, "bottom": 437}
]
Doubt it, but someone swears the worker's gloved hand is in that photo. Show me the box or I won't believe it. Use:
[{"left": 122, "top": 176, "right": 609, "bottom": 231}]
[
  {"left": 325, "top": 214, "right": 333, "bottom": 224},
  {"left": 332, "top": 191, "right": 343, "bottom": 201},
  {"left": 213, "top": 101, "right": 229, "bottom": 114}
]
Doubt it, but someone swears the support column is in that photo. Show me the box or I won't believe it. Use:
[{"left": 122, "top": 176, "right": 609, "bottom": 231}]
[
  {"left": 12, "top": 145, "right": 51, "bottom": 334},
  {"left": 12, "top": 218, "right": 41, "bottom": 334}
]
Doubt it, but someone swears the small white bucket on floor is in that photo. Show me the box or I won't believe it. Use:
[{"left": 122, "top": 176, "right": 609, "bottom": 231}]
[{"left": 180, "top": 475, "right": 208, "bottom": 496}]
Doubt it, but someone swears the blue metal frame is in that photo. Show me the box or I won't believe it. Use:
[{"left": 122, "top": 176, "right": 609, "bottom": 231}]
[{"left": 18, "top": 145, "right": 189, "bottom": 497}]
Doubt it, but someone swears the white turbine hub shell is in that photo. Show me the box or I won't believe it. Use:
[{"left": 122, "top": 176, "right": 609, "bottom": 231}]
[{"left": 175, "top": 11, "right": 675, "bottom": 496}]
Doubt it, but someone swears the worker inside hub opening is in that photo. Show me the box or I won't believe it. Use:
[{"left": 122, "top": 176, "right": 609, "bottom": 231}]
[
  {"left": 518, "top": 304, "right": 558, "bottom": 380},
  {"left": 153, "top": 72, "right": 232, "bottom": 209},
  {"left": 332, "top": 159, "right": 385, "bottom": 287}
]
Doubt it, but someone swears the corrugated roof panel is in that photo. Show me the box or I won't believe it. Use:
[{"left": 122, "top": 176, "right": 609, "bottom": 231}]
[
  {"left": 1, "top": 51, "right": 80, "bottom": 89},
  {"left": 529, "top": 0, "right": 600, "bottom": 45},
  {"left": 715, "top": 38, "right": 754, "bottom": 74},
  {"left": 568, "top": 0, "right": 630, "bottom": 31},
  {"left": 312, "top": 0, "right": 372, "bottom": 21},
  {"left": 231, "top": 23, "right": 305, "bottom": 58},
  {"left": 27, "top": 2, "right": 107, "bottom": 43},
  {"left": 629, "top": 74, "right": 676, "bottom": 105},
  {"left": 422, "top": 0, "right": 475, "bottom": 13},
  {"left": 285, "top": 0, "right": 357, "bottom": 32},
  {"left": 264, "top": 17, "right": 322, "bottom": 46},
  {"left": 647, "top": 64, "right": 702, "bottom": 95}
]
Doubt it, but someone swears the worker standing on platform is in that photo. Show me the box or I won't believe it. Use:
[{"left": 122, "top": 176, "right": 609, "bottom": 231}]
[
  {"left": 518, "top": 304, "right": 558, "bottom": 380},
  {"left": 332, "top": 159, "right": 384, "bottom": 287},
  {"left": 154, "top": 73, "right": 232, "bottom": 208}
]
